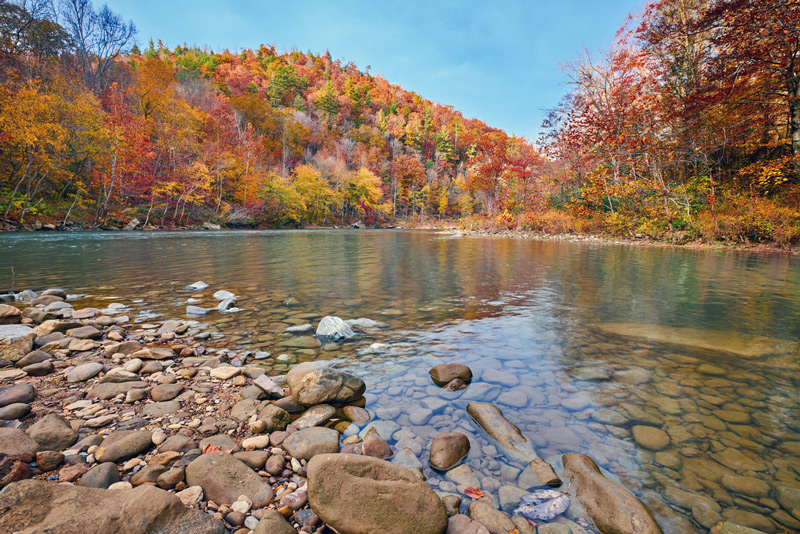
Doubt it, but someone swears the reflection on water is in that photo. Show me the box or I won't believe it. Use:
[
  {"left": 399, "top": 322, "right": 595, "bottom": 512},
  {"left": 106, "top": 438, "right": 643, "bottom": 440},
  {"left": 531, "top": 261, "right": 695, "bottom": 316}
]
[{"left": 2, "top": 230, "right": 800, "bottom": 533}]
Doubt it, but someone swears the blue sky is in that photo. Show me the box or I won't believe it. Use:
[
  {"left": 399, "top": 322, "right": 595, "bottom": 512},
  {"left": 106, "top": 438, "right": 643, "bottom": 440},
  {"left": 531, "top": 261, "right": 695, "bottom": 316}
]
[{"left": 104, "top": 0, "right": 644, "bottom": 141}]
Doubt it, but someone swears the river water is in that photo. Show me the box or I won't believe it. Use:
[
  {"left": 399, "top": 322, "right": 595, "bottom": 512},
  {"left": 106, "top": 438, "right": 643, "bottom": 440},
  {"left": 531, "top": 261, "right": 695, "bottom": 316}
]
[{"left": 2, "top": 230, "right": 799, "bottom": 533}]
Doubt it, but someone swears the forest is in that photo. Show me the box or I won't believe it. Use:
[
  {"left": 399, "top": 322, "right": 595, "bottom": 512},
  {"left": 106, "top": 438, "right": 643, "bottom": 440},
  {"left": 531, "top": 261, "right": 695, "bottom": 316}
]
[{"left": 1, "top": 0, "right": 799, "bottom": 245}]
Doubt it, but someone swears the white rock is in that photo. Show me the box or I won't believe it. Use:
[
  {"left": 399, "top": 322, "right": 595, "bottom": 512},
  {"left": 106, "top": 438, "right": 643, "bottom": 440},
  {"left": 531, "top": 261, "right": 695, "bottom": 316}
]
[
  {"left": 213, "top": 290, "right": 234, "bottom": 300},
  {"left": 184, "top": 281, "right": 208, "bottom": 291},
  {"left": 209, "top": 365, "right": 241, "bottom": 380},
  {"left": 152, "top": 431, "right": 167, "bottom": 446},
  {"left": 123, "top": 358, "right": 143, "bottom": 373},
  {"left": 177, "top": 485, "right": 203, "bottom": 506},
  {"left": 231, "top": 499, "right": 252, "bottom": 514},
  {"left": 242, "top": 435, "right": 271, "bottom": 449},
  {"left": 315, "top": 316, "right": 355, "bottom": 341},
  {"left": 186, "top": 305, "right": 210, "bottom": 316},
  {"left": 244, "top": 516, "right": 259, "bottom": 530},
  {"left": 253, "top": 375, "right": 284, "bottom": 398},
  {"left": 108, "top": 481, "right": 133, "bottom": 490}
]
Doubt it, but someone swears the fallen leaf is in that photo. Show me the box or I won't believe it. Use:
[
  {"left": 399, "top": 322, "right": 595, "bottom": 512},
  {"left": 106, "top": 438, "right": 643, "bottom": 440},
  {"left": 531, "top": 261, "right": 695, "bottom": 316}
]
[
  {"left": 464, "top": 487, "right": 485, "bottom": 499},
  {"left": 202, "top": 444, "right": 222, "bottom": 454}
]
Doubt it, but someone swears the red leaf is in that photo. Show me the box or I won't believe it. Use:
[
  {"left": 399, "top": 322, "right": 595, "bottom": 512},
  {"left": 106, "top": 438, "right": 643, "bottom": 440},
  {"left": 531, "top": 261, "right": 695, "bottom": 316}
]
[{"left": 464, "top": 487, "right": 485, "bottom": 499}]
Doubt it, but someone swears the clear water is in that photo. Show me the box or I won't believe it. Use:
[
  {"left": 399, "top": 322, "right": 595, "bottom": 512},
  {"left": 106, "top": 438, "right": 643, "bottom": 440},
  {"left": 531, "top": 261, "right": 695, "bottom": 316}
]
[{"left": 2, "top": 230, "right": 799, "bottom": 533}]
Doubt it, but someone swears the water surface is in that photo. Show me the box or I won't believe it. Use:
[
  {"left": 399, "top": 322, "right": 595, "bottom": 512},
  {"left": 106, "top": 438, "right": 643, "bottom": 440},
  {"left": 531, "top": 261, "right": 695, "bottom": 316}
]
[{"left": 2, "top": 230, "right": 799, "bottom": 533}]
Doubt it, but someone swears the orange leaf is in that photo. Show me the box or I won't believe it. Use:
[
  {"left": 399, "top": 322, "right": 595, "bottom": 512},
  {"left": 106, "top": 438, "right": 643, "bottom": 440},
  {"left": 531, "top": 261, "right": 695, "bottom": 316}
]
[
  {"left": 202, "top": 444, "right": 222, "bottom": 454},
  {"left": 464, "top": 487, "right": 484, "bottom": 499}
]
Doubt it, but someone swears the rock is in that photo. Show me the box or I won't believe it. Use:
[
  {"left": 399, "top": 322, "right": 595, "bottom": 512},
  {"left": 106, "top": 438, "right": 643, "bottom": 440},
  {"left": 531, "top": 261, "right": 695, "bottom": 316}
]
[
  {"left": 342, "top": 405, "right": 370, "bottom": 425},
  {"left": 258, "top": 404, "right": 292, "bottom": 432},
  {"left": 87, "top": 381, "right": 148, "bottom": 400},
  {"left": 308, "top": 453, "right": 448, "bottom": 534},
  {"left": 242, "top": 435, "right": 271, "bottom": 450},
  {"left": 253, "top": 374, "right": 284, "bottom": 398},
  {"left": 66, "top": 325, "right": 102, "bottom": 339},
  {"left": 185, "top": 452, "right": 273, "bottom": 508},
  {"left": 123, "top": 217, "right": 140, "bottom": 230},
  {"left": 15, "top": 350, "right": 50, "bottom": 368},
  {"left": 213, "top": 290, "right": 234, "bottom": 300},
  {"left": 95, "top": 430, "right": 153, "bottom": 463},
  {"left": 67, "top": 361, "right": 104, "bottom": 383},
  {"left": 186, "top": 305, "right": 210, "bottom": 316},
  {"left": 285, "top": 324, "right": 314, "bottom": 334},
  {"left": 0, "top": 368, "right": 26, "bottom": 381},
  {"left": 26, "top": 413, "right": 78, "bottom": 451},
  {"left": 632, "top": 425, "right": 670, "bottom": 451},
  {"left": 293, "top": 404, "right": 335, "bottom": 429},
  {"left": 185, "top": 281, "right": 209, "bottom": 291},
  {"left": 562, "top": 452, "right": 662, "bottom": 534},
  {"left": 0, "top": 428, "right": 39, "bottom": 459},
  {"left": 0, "top": 383, "right": 35, "bottom": 407},
  {"left": 0, "top": 324, "right": 35, "bottom": 362},
  {"left": 143, "top": 400, "right": 181, "bottom": 418},
  {"left": 0, "top": 479, "right": 225, "bottom": 533},
  {"left": 518, "top": 458, "right": 562, "bottom": 488},
  {"left": 151, "top": 384, "right": 184, "bottom": 402},
  {"left": 282, "top": 427, "right": 340, "bottom": 460},
  {"left": 57, "top": 462, "right": 89, "bottom": 483},
  {"left": 22, "top": 360, "right": 53, "bottom": 376},
  {"left": 447, "top": 514, "right": 491, "bottom": 534},
  {"left": 159, "top": 434, "right": 196, "bottom": 454},
  {"left": 78, "top": 462, "right": 120, "bottom": 488},
  {"left": 362, "top": 435, "right": 393, "bottom": 459},
  {"left": 429, "top": 363, "right": 473, "bottom": 386},
  {"left": 721, "top": 475, "right": 770, "bottom": 498},
  {"left": 315, "top": 316, "right": 355, "bottom": 341},
  {"left": 715, "top": 448, "right": 767, "bottom": 472},
  {"left": 287, "top": 361, "right": 366, "bottom": 406},
  {"left": 34, "top": 450, "right": 63, "bottom": 471},
  {"left": 133, "top": 347, "right": 174, "bottom": 360},
  {"left": 131, "top": 464, "right": 168, "bottom": 486},
  {"left": 231, "top": 398, "right": 261, "bottom": 422},
  {"left": 209, "top": 365, "right": 241, "bottom": 380},
  {"left": 352, "top": 220, "right": 366, "bottom": 229},
  {"left": 430, "top": 432, "right": 470, "bottom": 471},
  {"left": 265, "top": 453, "right": 285, "bottom": 475},
  {"left": 0, "top": 304, "right": 22, "bottom": 324},
  {"left": 233, "top": 451, "right": 269, "bottom": 470},
  {"left": 467, "top": 501, "right": 517, "bottom": 534},
  {"left": 199, "top": 434, "right": 239, "bottom": 452},
  {"left": 177, "top": 485, "right": 204, "bottom": 506},
  {"left": 0, "top": 402, "right": 30, "bottom": 420},
  {"left": 467, "top": 402, "right": 537, "bottom": 463},
  {"left": 254, "top": 509, "right": 297, "bottom": 534},
  {"left": 710, "top": 522, "right": 771, "bottom": 534}
]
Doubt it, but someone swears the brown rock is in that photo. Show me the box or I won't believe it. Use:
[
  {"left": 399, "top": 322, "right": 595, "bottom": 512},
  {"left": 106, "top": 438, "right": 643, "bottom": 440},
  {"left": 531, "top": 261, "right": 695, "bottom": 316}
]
[
  {"left": 430, "top": 432, "right": 470, "bottom": 471},
  {"left": 430, "top": 363, "right": 472, "bottom": 386},
  {"left": 35, "top": 450, "right": 64, "bottom": 472}
]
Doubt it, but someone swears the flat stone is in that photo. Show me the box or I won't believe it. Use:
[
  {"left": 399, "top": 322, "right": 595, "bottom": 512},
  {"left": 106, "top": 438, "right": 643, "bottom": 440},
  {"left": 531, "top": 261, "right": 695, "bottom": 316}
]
[
  {"left": 254, "top": 374, "right": 284, "bottom": 398},
  {"left": 282, "top": 427, "right": 340, "bottom": 460},
  {"left": 0, "top": 402, "right": 30, "bottom": 420},
  {"left": 254, "top": 509, "right": 297, "bottom": 534},
  {"left": 430, "top": 432, "right": 470, "bottom": 471},
  {"left": 293, "top": 404, "right": 335, "bottom": 429},
  {"left": 209, "top": 365, "right": 241, "bottom": 380},
  {"left": 26, "top": 413, "right": 78, "bottom": 451},
  {"left": 0, "top": 427, "right": 39, "bottom": 459},
  {"left": 632, "top": 425, "right": 670, "bottom": 451},
  {"left": 66, "top": 325, "right": 102, "bottom": 339},
  {"left": 467, "top": 402, "right": 537, "bottom": 463},
  {"left": 151, "top": 384, "right": 184, "bottom": 402},
  {"left": 67, "top": 362, "right": 104, "bottom": 383},
  {"left": 0, "top": 383, "right": 35, "bottom": 407},
  {"left": 468, "top": 500, "right": 517, "bottom": 534},
  {"left": 95, "top": 430, "right": 153, "bottom": 463},
  {"left": 77, "top": 462, "right": 121, "bottom": 489},
  {"left": 185, "top": 451, "right": 273, "bottom": 508}
]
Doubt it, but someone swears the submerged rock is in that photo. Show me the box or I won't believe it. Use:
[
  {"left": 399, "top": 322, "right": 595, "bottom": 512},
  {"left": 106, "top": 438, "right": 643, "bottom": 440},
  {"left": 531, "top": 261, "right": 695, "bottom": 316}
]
[
  {"left": 307, "top": 453, "right": 448, "bottom": 534},
  {"left": 430, "top": 432, "right": 470, "bottom": 471},
  {"left": 184, "top": 281, "right": 209, "bottom": 291},
  {"left": 467, "top": 402, "right": 537, "bottom": 463},
  {"left": 287, "top": 361, "right": 365, "bottom": 406},
  {"left": 562, "top": 452, "right": 662, "bottom": 534}
]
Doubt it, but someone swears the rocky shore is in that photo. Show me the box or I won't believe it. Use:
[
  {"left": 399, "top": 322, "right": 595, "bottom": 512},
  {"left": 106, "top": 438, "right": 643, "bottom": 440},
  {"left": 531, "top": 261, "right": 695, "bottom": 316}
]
[{"left": 0, "top": 288, "right": 793, "bottom": 534}]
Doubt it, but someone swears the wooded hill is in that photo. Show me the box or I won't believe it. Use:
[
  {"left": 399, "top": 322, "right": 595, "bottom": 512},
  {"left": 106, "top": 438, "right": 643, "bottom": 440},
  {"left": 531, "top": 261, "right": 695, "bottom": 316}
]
[{"left": 2, "top": 0, "right": 799, "bottom": 245}]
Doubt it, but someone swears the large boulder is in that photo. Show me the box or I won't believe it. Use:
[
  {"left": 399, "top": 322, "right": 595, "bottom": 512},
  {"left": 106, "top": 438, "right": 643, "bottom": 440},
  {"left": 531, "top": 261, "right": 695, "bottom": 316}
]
[
  {"left": 287, "top": 362, "right": 365, "bottom": 406},
  {"left": 0, "top": 479, "right": 225, "bottom": 534},
  {"left": 430, "top": 432, "right": 470, "bottom": 471},
  {"left": 26, "top": 414, "right": 78, "bottom": 451},
  {"left": 185, "top": 452, "right": 273, "bottom": 508},
  {"left": 562, "top": 453, "right": 662, "bottom": 534},
  {"left": 307, "top": 453, "right": 448, "bottom": 534},
  {"left": 315, "top": 316, "right": 355, "bottom": 341},
  {"left": 466, "top": 402, "right": 537, "bottom": 463},
  {"left": 282, "top": 427, "right": 340, "bottom": 461},
  {"left": 0, "top": 325, "right": 35, "bottom": 362},
  {"left": 95, "top": 430, "right": 153, "bottom": 463}
]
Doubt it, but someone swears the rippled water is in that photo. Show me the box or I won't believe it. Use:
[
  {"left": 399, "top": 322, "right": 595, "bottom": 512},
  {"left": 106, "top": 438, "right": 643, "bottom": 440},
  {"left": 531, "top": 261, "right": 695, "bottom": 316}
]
[{"left": 2, "top": 230, "right": 800, "bottom": 533}]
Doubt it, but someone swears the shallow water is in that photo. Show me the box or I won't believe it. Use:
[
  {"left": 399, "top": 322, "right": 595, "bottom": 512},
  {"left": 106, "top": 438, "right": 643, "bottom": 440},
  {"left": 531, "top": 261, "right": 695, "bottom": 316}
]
[{"left": 2, "top": 229, "right": 800, "bottom": 532}]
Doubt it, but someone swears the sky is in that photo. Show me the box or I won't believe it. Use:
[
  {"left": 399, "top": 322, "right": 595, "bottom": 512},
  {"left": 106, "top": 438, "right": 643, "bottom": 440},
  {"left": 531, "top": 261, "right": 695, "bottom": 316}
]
[{"left": 103, "top": 0, "right": 645, "bottom": 141}]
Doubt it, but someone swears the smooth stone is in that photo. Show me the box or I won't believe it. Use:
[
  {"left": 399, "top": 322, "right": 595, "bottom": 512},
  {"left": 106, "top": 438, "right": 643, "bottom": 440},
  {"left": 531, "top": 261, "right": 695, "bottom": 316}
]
[
  {"left": 67, "top": 362, "right": 104, "bottom": 383},
  {"left": 95, "top": 430, "right": 153, "bottom": 463},
  {"left": 286, "top": 361, "right": 365, "bottom": 406},
  {"left": 254, "top": 509, "right": 297, "bottom": 534},
  {"left": 87, "top": 381, "right": 148, "bottom": 400},
  {"left": 447, "top": 514, "right": 490, "bottom": 534},
  {"left": 0, "top": 403, "right": 30, "bottom": 420},
  {"left": 467, "top": 501, "right": 517, "bottom": 534},
  {"left": 466, "top": 402, "right": 537, "bottom": 463},
  {"left": 22, "top": 361, "right": 53, "bottom": 376},
  {"left": 0, "top": 383, "right": 35, "bottom": 407},
  {"left": 185, "top": 451, "right": 273, "bottom": 508},
  {"left": 293, "top": 404, "right": 336, "bottom": 429},
  {"left": 26, "top": 413, "right": 78, "bottom": 451},
  {"left": 429, "top": 363, "right": 472, "bottom": 386},
  {"left": 315, "top": 316, "right": 355, "bottom": 340},
  {"left": 258, "top": 404, "right": 292, "bottom": 432},
  {"left": 253, "top": 374, "right": 284, "bottom": 398},
  {"left": 362, "top": 435, "right": 393, "bottom": 460},
  {"left": 563, "top": 453, "right": 662, "bottom": 534},
  {"left": 632, "top": 425, "right": 670, "bottom": 451},
  {"left": 342, "top": 405, "right": 370, "bottom": 425},
  {"left": 151, "top": 384, "right": 184, "bottom": 402},
  {"left": 307, "top": 453, "right": 448, "bottom": 534},
  {"left": 233, "top": 451, "right": 269, "bottom": 470},
  {"left": 34, "top": 450, "right": 64, "bottom": 471},
  {"left": 143, "top": 401, "right": 181, "bottom": 418},
  {"left": 518, "top": 458, "right": 562, "bottom": 488},
  {"left": 282, "top": 427, "right": 340, "bottom": 460},
  {"left": 430, "top": 432, "right": 470, "bottom": 471},
  {"left": 209, "top": 365, "right": 241, "bottom": 380}
]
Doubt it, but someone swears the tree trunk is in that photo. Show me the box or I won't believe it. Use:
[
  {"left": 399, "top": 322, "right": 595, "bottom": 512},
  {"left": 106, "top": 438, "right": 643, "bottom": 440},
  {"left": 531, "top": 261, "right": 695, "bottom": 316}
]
[{"left": 789, "top": 75, "right": 800, "bottom": 175}]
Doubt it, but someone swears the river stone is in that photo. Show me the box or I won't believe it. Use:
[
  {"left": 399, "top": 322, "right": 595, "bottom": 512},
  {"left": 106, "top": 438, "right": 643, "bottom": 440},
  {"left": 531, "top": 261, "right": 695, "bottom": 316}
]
[
  {"left": 0, "top": 304, "right": 21, "bottom": 324},
  {"left": 562, "top": 452, "right": 662, "bottom": 534},
  {"left": 95, "top": 430, "right": 153, "bottom": 463},
  {"left": 448, "top": 514, "right": 491, "bottom": 534},
  {"left": 362, "top": 435, "right": 393, "bottom": 460},
  {"left": 715, "top": 448, "right": 767, "bottom": 472},
  {"left": 721, "top": 474, "right": 770, "bottom": 498},
  {"left": 467, "top": 500, "right": 517, "bottom": 534},
  {"left": 293, "top": 404, "right": 335, "bottom": 429},
  {"left": 308, "top": 453, "right": 448, "bottom": 534},
  {"left": 282, "top": 427, "right": 340, "bottom": 460},
  {"left": 429, "top": 363, "right": 472, "bottom": 386},
  {"left": 66, "top": 325, "right": 102, "bottom": 339},
  {"left": 518, "top": 457, "right": 562, "bottom": 488},
  {"left": 78, "top": 462, "right": 120, "bottom": 489},
  {"left": 234, "top": 450, "right": 269, "bottom": 470},
  {"left": 151, "top": 384, "right": 184, "bottom": 402},
  {"left": 132, "top": 347, "right": 175, "bottom": 360},
  {"left": 0, "top": 479, "right": 225, "bottom": 534},
  {"left": 209, "top": 365, "right": 241, "bottom": 380},
  {"left": 231, "top": 398, "right": 261, "bottom": 422},
  {"left": 467, "top": 402, "right": 537, "bottom": 463},
  {"left": 87, "top": 380, "right": 148, "bottom": 400},
  {"left": 0, "top": 427, "right": 38, "bottom": 459},
  {"left": 0, "top": 325, "right": 35, "bottom": 362},
  {"left": 287, "top": 362, "right": 366, "bottom": 406},
  {"left": 15, "top": 350, "right": 50, "bottom": 368},
  {"left": 143, "top": 400, "right": 181, "bottom": 418},
  {"left": 159, "top": 434, "right": 196, "bottom": 454},
  {"left": 0, "top": 383, "right": 35, "bottom": 407},
  {"left": 67, "top": 362, "right": 104, "bottom": 383},
  {"left": 258, "top": 404, "right": 292, "bottom": 431},
  {"left": 254, "top": 374, "right": 285, "bottom": 398},
  {"left": 185, "top": 451, "right": 273, "bottom": 508},
  {"left": 0, "top": 403, "right": 30, "bottom": 420},
  {"left": 26, "top": 414, "right": 77, "bottom": 451},
  {"left": 254, "top": 509, "right": 297, "bottom": 534},
  {"left": 22, "top": 360, "right": 53, "bottom": 376},
  {"left": 199, "top": 434, "right": 239, "bottom": 453},
  {"left": 430, "top": 432, "right": 470, "bottom": 471},
  {"left": 342, "top": 405, "right": 370, "bottom": 425},
  {"left": 632, "top": 426, "right": 670, "bottom": 451},
  {"left": 315, "top": 316, "right": 355, "bottom": 341}
]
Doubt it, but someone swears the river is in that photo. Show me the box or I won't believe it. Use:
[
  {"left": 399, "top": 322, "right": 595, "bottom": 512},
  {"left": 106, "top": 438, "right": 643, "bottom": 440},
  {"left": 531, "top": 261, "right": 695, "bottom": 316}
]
[{"left": 2, "top": 229, "right": 799, "bottom": 533}]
